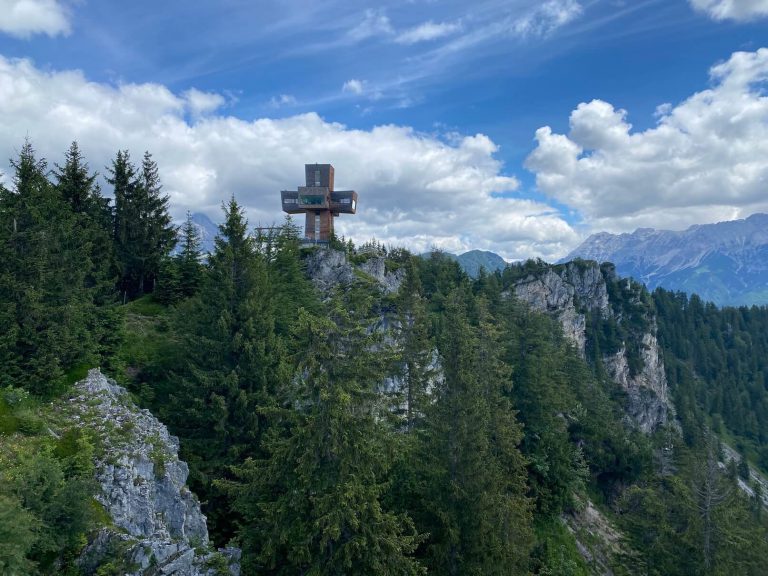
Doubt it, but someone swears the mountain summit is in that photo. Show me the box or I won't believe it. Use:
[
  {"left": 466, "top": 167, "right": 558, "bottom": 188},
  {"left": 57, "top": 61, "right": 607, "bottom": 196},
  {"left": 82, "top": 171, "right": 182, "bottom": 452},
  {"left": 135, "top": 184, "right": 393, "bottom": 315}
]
[{"left": 562, "top": 213, "right": 768, "bottom": 306}]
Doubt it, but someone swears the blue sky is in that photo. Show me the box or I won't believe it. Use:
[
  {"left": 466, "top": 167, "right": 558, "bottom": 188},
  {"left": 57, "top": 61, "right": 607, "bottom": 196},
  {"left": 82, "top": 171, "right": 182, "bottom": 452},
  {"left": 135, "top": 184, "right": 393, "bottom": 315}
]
[{"left": 1, "top": 0, "right": 768, "bottom": 259}]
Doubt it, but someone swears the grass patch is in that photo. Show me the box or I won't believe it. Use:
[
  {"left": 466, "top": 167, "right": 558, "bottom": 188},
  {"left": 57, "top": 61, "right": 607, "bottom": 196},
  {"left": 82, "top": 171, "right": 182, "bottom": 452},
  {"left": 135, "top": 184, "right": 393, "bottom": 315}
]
[{"left": 123, "top": 294, "right": 166, "bottom": 317}]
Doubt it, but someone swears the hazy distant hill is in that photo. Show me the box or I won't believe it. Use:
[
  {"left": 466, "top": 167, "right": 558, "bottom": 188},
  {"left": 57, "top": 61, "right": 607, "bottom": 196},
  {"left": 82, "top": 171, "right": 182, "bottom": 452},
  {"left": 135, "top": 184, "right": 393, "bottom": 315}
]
[
  {"left": 562, "top": 213, "right": 768, "bottom": 306},
  {"left": 422, "top": 249, "right": 508, "bottom": 277}
]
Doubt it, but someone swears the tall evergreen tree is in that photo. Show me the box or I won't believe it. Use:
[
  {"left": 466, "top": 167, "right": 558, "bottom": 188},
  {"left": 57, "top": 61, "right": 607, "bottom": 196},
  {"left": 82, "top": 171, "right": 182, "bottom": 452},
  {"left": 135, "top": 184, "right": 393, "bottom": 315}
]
[
  {"left": 136, "top": 151, "right": 176, "bottom": 294},
  {"left": 227, "top": 299, "right": 424, "bottom": 575},
  {"left": 177, "top": 211, "right": 203, "bottom": 297},
  {"left": 0, "top": 142, "right": 96, "bottom": 394},
  {"left": 108, "top": 150, "right": 176, "bottom": 300},
  {"left": 413, "top": 289, "right": 532, "bottom": 575},
  {"left": 164, "top": 197, "right": 288, "bottom": 539},
  {"left": 396, "top": 256, "right": 434, "bottom": 430}
]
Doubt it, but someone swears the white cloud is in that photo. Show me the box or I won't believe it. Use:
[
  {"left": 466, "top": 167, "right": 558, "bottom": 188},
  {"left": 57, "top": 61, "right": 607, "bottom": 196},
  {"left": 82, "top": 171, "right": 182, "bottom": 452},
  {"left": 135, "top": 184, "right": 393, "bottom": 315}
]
[
  {"left": 269, "top": 94, "right": 297, "bottom": 108},
  {"left": 513, "top": 0, "right": 583, "bottom": 38},
  {"left": 0, "top": 55, "right": 576, "bottom": 260},
  {"left": 689, "top": 0, "right": 768, "bottom": 22},
  {"left": 395, "top": 20, "right": 462, "bottom": 45},
  {"left": 525, "top": 48, "right": 768, "bottom": 233},
  {"left": 342, "top": 79, "right": 365, "bottom": 95},
  {"left": 0, "top": 0, "right": 70, "bottom": 38},
  {"left": 347, "top": 8, "right": 393, "bottom": 42},
  {"left": 183, "top": 88, "right": 226, "bottom": 116}
]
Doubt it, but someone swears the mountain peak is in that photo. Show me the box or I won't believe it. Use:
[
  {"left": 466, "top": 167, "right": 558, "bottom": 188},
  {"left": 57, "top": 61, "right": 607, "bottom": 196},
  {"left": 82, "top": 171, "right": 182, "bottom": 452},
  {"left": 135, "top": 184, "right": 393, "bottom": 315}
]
[{"left": 563, "top": 213, "right": 768, "bottom": 306}]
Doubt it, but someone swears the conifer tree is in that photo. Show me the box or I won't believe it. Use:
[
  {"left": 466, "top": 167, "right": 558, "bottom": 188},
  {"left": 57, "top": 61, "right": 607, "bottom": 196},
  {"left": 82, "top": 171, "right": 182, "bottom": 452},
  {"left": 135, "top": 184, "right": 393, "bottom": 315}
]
[
  {"left": 177, "top": 211, "right": 203, "bottom": 297},
  {"left": 166, "top": 197, "right": 288, "bottom": 539},
  {"left": 108, "top": 150, "right": 176, "bottom": 300},
  {"left": 0, "top": 142, "right": 94, "bottom": 394},
  {"left": 227, "top": 299, "right": 424, "bottom": 575},
  {"left": 396, "top": 256, "right": 434, "bottom": 429},
  {"left": 413, "top": 288, "right": 532, "bottom": 575},
  {"left": 136, "top": 151, "right": 176, "bottom": 294}
]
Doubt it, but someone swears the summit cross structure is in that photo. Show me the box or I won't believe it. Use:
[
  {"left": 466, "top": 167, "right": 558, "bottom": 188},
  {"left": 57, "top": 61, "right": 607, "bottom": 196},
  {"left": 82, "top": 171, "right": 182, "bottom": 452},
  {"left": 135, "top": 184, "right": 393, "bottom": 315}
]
[{"left": 280, "top": 164, "right": 358, "bottom": 243}]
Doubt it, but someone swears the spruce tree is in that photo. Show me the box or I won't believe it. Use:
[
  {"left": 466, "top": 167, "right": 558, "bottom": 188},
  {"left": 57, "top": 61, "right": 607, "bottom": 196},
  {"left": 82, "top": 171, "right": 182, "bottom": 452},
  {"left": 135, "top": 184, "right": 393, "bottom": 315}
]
[
  {"left": 227, "top": 298, "right": 424, "bottom": 575},
  {"left": 0, "top": 141, "right": 94, "bottom": 394},
  {"left": 177, "top": 211, "right": 203, "bottom": 297},
  {"left": 108, "top": 150, "right": 176, "bottom": 300},
  {"left": 136, "top": 151, "right": 176, "bottom": 294},
  {"left": 396, "top": 256, "right": 434, "bottom": 430},
  {"left": 413, "top": 289, "right": 532, "bottom": 575},
  {"left": 165, "top": 197, "right": 288, "bottom": 539}
]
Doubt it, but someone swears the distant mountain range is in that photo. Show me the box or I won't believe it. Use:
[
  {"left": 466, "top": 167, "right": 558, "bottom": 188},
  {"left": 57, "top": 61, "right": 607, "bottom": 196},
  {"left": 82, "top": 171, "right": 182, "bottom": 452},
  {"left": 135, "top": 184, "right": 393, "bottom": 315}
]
[
  {"left": 424, "top": 250, "right": 509, "bottom": 277},
  {"left": 561, "top": 213, "right": 768, "bottom": 306}
]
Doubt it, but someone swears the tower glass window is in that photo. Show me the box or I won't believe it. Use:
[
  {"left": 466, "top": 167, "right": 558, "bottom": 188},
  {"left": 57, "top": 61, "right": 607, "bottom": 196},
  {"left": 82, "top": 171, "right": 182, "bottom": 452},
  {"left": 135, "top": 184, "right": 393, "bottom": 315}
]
[{"left": 314, "top": 170, "right": 321, "bottom": 186}]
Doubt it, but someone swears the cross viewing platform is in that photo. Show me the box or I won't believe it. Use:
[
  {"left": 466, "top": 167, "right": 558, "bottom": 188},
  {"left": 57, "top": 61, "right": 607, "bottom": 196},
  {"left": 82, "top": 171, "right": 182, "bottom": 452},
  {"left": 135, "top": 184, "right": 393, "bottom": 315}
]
[{"left": 281, "top": 164, "right": 358, "bottom": 243}]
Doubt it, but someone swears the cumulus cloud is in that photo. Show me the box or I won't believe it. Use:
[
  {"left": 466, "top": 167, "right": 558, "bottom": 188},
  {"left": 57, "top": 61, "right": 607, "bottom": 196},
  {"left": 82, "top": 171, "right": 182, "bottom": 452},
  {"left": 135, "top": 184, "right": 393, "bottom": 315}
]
[
  {"left": 689, "top": 0, "right": 768, "bottom": 22},
  {"left": 0, "top": 55, "right": 576, "bottom": 260},
  {"left": 395, "top": 20, "right": 462, "bottom": 45},
  {"left": 347, "top": 8, "right": 393, "bottom": 42},
  {"left": 525, "top": 48, "right": 768, "bottom": 232},
  {"left": 342, "top": 79, "right": 365, "bottom": 95},
  {"left": 269, "top": 94, "right": 297, "bottom": 108},
  {"left": 513, "top": 0, "right": 583, "bottom": 38},
  {"left": 0, "top": 0, "right": 70, "bottom": 38},
  {"left": 183, "top": 88, "right": 226, "bottom": 117}
]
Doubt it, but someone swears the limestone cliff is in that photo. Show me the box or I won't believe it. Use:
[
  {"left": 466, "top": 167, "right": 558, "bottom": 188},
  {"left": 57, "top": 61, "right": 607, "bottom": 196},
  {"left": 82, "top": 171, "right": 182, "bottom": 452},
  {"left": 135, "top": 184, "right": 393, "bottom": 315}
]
[
  {"left": 512, "top": 260, "right": 673, "bottom": 433},
  {"left": 305, "top": 247, "right": 404, "bottom": 295},
  {"left": 69, "top": 369, "right": 240, "bottom": 576}
]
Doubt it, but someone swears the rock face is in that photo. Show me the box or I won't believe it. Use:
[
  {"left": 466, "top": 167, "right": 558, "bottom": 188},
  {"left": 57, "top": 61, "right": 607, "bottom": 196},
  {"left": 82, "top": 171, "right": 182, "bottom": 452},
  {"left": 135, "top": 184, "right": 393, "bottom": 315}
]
[
  {"left": 71, "top": 369, "right": 240, "bottom": 576},
  {"left": 306, "top": 248, "right": 405, "bottom": 295},
  {"left": 513, "top": 262, "right": 609, "bottom": 355},
  {"left": 512, "top": 261, "right": 672, "bottom": 433}
]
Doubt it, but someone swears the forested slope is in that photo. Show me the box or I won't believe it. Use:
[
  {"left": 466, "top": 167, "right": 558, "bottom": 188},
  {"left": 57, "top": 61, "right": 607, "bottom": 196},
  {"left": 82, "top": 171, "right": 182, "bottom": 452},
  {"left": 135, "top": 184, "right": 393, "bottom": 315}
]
[{"left": 2, "top": 141, "right": 768, "bottom": 575}]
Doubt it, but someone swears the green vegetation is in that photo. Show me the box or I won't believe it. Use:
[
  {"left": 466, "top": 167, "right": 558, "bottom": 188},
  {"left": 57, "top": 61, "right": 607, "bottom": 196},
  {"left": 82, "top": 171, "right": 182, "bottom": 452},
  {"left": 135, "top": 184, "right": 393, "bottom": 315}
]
[{"left": 2, "top": 139, "right": 768, "bottom": 574}]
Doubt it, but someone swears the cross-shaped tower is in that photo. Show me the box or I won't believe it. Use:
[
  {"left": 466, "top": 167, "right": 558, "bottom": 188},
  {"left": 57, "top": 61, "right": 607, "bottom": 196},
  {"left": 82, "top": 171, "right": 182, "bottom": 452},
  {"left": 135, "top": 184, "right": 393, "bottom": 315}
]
[{"left": 280, "top": 164, "right": 358, "bottom": 243}]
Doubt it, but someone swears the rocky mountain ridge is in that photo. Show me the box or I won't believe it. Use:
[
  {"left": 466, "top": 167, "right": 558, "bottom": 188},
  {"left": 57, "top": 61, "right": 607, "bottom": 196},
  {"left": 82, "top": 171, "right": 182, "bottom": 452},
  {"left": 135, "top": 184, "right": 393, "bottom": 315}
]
[
  {"left": 562, "top": 213, "right": 768, "bottom": 306},
  {"left": 69, "top": 369, "right": 240, "bottom": 576},
  {"left": 511, "top": 260, "right": 672, "bottom": 433}
]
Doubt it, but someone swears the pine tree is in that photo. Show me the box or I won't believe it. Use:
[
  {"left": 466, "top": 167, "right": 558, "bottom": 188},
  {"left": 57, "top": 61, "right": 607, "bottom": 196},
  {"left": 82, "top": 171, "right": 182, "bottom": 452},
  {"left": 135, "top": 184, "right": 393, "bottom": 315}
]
[
  {"left": 0, "top": 141, "right": 95, "bottom": 394},
  {"left": 108, "top": 150, "right": 140, "bottom": 301},
  {"left": 413, "top": 289, "right": 532, "bottom": 575},
  {"left": 165, "top": 197, "right": 288, "bottom": 539},
  {"left": 136, "top": 151, "right": 176, "bottom": 294},
  {"left": 396, "top": 256, "right": 434, "bottom": 430},
  {"left": 53, "top": 142, "right": 119, "bottom": 359},
  {"left": 177, "top": 211, "right": 203, "bottom": 297},
  {"left": 227, "top": 299, "right": 424, "bottom": 575},
  {"left": 108, "top": 150, "right": 176, "bottom": 300}
]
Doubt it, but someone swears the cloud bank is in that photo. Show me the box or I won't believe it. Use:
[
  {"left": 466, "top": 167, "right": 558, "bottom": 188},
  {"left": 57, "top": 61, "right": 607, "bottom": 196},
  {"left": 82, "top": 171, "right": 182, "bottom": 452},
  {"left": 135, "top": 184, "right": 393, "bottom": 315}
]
[
  {"left": 525, "top": 48, "right": 768, "bottom": 232},
  {"left": 0, "top": 0, "right": 70, "bottom": 38},
  {"left": 689, "top": 0, "right": 768, "bottom": 22},
  {"left": 0, "top": 55, "right": 577, "bottom": 261}
]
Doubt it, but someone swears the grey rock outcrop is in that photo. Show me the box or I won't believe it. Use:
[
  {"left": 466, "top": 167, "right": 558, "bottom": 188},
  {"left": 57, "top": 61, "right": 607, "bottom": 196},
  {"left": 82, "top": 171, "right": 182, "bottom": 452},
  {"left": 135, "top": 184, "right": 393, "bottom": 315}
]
[
  {"left": 512, "top": 262, "right": 610, "bottom": 356},
  {"left": 70, "top": 369, "right": 240, "bottom": 576},
  {"left": 306, "top": 248, "right": 404, "bottom": 295},
  {"left": 512, "top": 261, "right": 673, "bottom": 433}
]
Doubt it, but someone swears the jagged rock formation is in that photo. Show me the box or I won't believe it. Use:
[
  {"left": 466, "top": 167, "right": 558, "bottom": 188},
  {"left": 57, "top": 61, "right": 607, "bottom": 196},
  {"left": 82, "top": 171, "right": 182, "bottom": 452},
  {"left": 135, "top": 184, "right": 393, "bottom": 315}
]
[
  {"left": 513, "top": 262, "right": 609, "bottom": 354},
  {"left": 511, "top": 261, "right": 672, "bottom": 433},
  {"left": 69, "top": 369, "right": 240, "bottom": 576},
  {"left": 562, "top": 213, "right": 768, "bottom": 306},
  {"left": 565, "top": 498, "right": 632, "bottom": 576},
  {"left": 306, "top": 248, "right": 404, "bottom": 295}
]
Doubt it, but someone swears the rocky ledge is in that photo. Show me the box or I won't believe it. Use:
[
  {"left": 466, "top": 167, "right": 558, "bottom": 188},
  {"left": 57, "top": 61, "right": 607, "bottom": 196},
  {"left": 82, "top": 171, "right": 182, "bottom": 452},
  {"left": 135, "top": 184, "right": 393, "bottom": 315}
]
[{"left": 69, "top": 369, "right": 240, "bottom": 576}]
